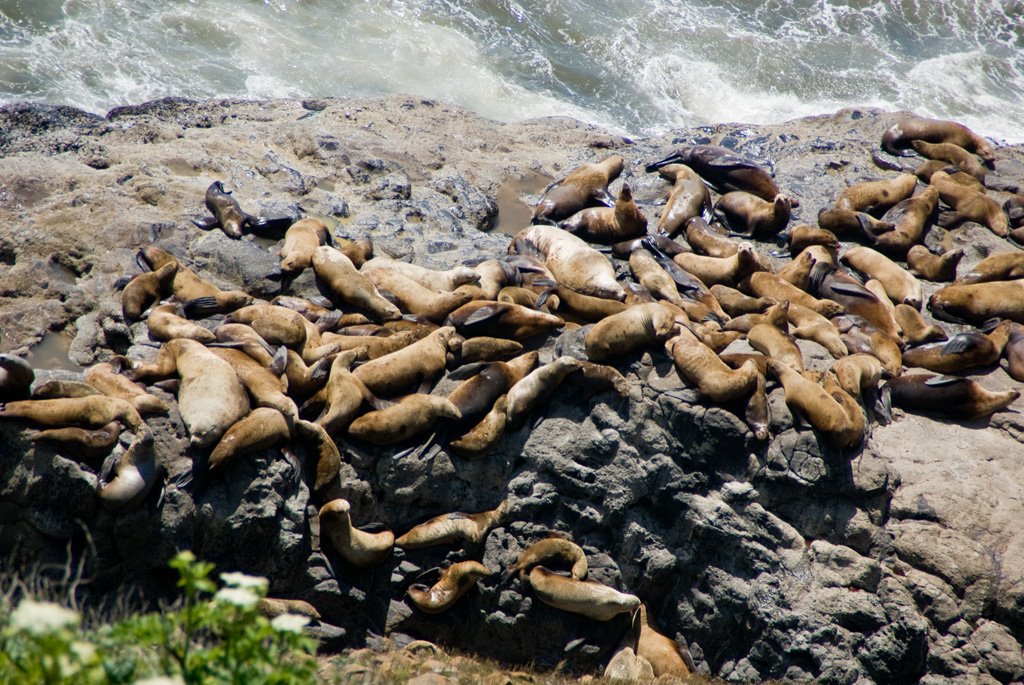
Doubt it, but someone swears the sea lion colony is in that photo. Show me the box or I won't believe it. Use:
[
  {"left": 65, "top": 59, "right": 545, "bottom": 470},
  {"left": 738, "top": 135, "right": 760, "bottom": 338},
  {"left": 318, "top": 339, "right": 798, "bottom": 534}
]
[{"left": 1, "top": 113, "right": 1022, "bottom": 677}]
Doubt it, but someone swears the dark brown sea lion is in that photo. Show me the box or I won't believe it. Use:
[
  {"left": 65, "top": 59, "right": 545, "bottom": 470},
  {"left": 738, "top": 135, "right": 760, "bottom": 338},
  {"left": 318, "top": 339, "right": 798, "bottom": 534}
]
[
  {"left": 533, "top": 155, "right": 624, "bottom": 224},
  {"left": 121, "top": 262, "right": 177, "bottom": 322},
  {"left": 881, "top": 116, "right": 996, "bottom": 166},
  {"left": 191, "top": 180, "right": 292, "bottom": 238},
  {"left": 645, "top": 145, "right": 794, "bottom": 206},
  {"left": 873, "top": 185, "right": 939, "bottom": 258},
  {"left": 885, "top": 373, "right": 1018, "bottom": 419},
  {"left": 558, "top": 182, "right": 647, "bottom": 244}
]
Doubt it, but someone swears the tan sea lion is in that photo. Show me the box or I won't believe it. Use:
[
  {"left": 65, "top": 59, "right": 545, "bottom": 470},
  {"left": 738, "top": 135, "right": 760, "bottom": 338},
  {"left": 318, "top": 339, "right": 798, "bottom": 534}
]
[
  {"left": 445, "top": 300, "right": 564, "bottom": 341},
  {"left": 347, "top": 393, "right": 461, "bottom": 446},
  {"left": 906, "top": 245, "right": 962, "bottom": 282},
  {"left": 224, "top": 305, "right": 308, "bottom": 350},
  {"left": 715, "top": 192, "right": 791, "bottom": 238},
  {"left": 956, "top": 251, "right": 1024, "bottom": 285},
  {"left": 312, "top": 246, "right": 402, "bottom": 321},
  {"left": 32, "top": 421, "right": 121, "bottom": 460},
  {"left": 873, "top": 185, "right": 940, "bottom": 258},
  {"left": 334, "top": 236, "right": 374, "bottom": 268},
  {"left": 30, "top": 379, "right": 100, "bottom": 400},
  {"left": 352, "top": 326, "right": 456, "bottom": 397},
  {"left": 744, "top": 272, "right": 845, "bottom": 318},
  {"left": 559, "top": 182, "right": 647, "bottom": 244},
  {"left": 396, "top": 500, "right": 508, "bottom": 549},
  {"left": 930, "top": 170, "right": 1008, "bottom": 237},
  {"left": 321, "top": 330, "right": 421, "bottom": 360},
  {"left": 271, "top": 295, "right": 342, "bottom": 325},
  {"left": 407, "top": 561, "right": 493, "bottom": 614},
  {"left": 881, "top": 116, "right": 996, "bottom": 166},
  {"left": 121, "top": 262, "right": 177, "bottom": 322},
  {"left": 645, "top": 145, "right": 792, "bottom": 205},
  {"left": 584, "top": 303, "right": 679, "bottom": 362},
  {"left": 319, "top": 498, "right": 394, "bottom": 568},
  {"left": 448, "top": 394, "right": 509, "bottom": 457},
  {"left": 208, "top": 407, "right": 291, "bottom": 473},
  {"left": 533, "top": 155, "right": 624, "bottom": 224},
  {"left": 505, "top": 356, "right": 583, "bottom": 428},
  {"left": 929, "top": 280, "right": 1024, "bottom": 325},
  {"left": 509, "top": 225, "right": 625, "bottom": 300},
  {"left": 279, "top": 217, "right": 329, "bottom": 273},
  {"left": 786, "top": 224, "right": 840, "bottom": 258},
  {"left": 654, "top": 164, "right": 711, "bottom": 236},
  {"left": 684, "top": 216, "right": 739, "bottom": 258},
  {"left": 137, "top": 246, "right": 253, "bottom": 318},
  {"left": 901, "top": 321, "right": 1011, "bottom": 374},
  {"left": 722, "top": 301, "right": 789, "bottom": 334},
  {"left": 257, "top": 598, "right": 321, "bottom": 621},
  {"left": 85, "top": 362, "right": 169, "bottom": 416},
  {"left": 0, "top": 395, "right": 143, "bottom": 430},
  {"left": 835, "top": 174, "right": 918, "bottom": 214},
  {"left": 894, "top": 304, "right": 947, "bottom": 346},
  {"left": 458, "top": 259, "right": 520, "bottom": 300},
  {"left": 361, "top": 257, "right": 480, "bottom": 293},
  {"left": 504, "top": 537, "right": 588, "bottom": 581},
  {"left": 788, "top": 302, "right": 848, "bottom": 358},
  {"left": 840, "top": 246, "right": 923, "bottom": 309},
  {"left": 911, "top": 140, "right": 988, "bottom": 181},
  {"left": 629, "top": 249, "right": 689, "bottom": 308},
  {"left": 748, "top": 322, "right": 804, "bottom": 372},
  {"left": 636, "top": 604, "right": 697, "bottom": 678},
  {"left": 208, "top": 347, "right": 298, "bottom": 426},
  {"left": 497, "top": 286, "right": 550, "bottom": 310},
  {"left": 362, "top": 267, "right": 472, "bottom": 323},
  {"left": 145, "top": 303, "right": 216, "bottom": 343},
  {"left": 672, "top": 242, "right": 765, "bottom": 288},
  {"left": 886, "top": 373, "right": 1018, "bottom": 420},
  {"left": 834, "top": 316, "right": 903, "bottom": 377},
  {"left": 553, "top": 286, "right": 628, "bottom": 322},
  {"left": 775, "top": 250, "right": 819, "bottom": 290},
  {"left": 766, "top": 359, "right": 864, "bottom": 450},
  {"left": 830, "top": 353, "right": 887, "bottom": 401},
  {"left": 313, "top": 350, "right": 376, "bottom": 435},
  {"left": 457, "top": 337, "right": 524, "bottom": 364},
  {"left": 526, "top": 566, "right": 640, "bottom": 621},
  {"left": 96, "top": 430, "right": 158, "bottom": 513},
  {"left": 283, "top": 351, "right": 333, "bottom": 403},
  {"left": 709, "top": 285, "right": 776, "bottom": 316},
  {"left": 816, "top": 207, "right": 894, "bottom": 240},
  {"left": 213, "top": 323, "right": 277, "bottom": 368},
  {"left": 664, "top": 327, "right": 759, "bottom": 403}
]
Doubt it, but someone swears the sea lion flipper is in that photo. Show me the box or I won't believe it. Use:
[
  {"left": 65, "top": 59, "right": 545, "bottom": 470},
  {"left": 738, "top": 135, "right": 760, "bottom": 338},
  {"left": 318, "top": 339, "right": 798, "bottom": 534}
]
[
  {"left": 829, "top": 281, "right": 876, "bottom": 300},
  {"left": 360, "top": 521, "right": 390, "bottom": 533},
  {"left": 940, "top": 335, "right": 974, "bottom": 355},
  {"left": 925, "top": 374, "right": 963, "bottom": 387},
  {"left": 192, "top": 216, "right": 219, "bottom": 231},
  {"left": 250, "top": 214, "right": 295, "bottom": 236},
  {"left": 461, "top": 305, "right": 504, "bottom": 328},
  {"left": 183, "top": 297, "right": 221, "bottom": 319},
  {"left": 448, "top": 361, "right": 490, "bottom": 381},
  {"left": 644, "top": 152, "right": 683, "bottom": 173},
  {"left": 875, "top": 385, "right": 892, "bottom": 425},
  {"left": 269, "top": 346, "right": 289, "bottom": 377},
  {"left": 98, "top": 449, "right": 121, "bottom": 485},
  {"left": 593, "top": 188, "right": 615, "bottom": 208}
]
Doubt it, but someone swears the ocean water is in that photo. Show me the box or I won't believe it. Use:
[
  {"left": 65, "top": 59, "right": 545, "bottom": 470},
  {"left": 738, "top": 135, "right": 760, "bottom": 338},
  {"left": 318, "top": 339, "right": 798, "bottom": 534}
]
[{"left": 0, "top": 0, "right": 1021, "bottom": 142}]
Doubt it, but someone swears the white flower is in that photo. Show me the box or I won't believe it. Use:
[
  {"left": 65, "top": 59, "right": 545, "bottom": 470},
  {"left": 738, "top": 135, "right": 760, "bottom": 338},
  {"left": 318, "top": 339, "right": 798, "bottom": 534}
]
[
  {"left": 219, "top": 572, "right": 268, "bottom": 593},
  {"left": 212, "top": 587, "right": 259, "bottom": 609},
  {"left": 270, "top": 613, "right": 311, "bottom": 634},
  {"left": 8, "top": 599, "right": 80, "bottom": 635}
]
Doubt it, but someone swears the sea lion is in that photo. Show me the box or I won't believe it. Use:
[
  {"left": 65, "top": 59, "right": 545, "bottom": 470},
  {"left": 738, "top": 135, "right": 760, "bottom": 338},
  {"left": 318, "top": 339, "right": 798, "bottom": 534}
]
[
  {"left": 208, "top": 407, "right": 291, "bottom": 473},
  {"left": 505, "top": 356, "right": 583, "bottom": 428},
  {"left": 0, "top": 395, "right": 143, "bottom": 430},
  {"left": 873, "top": 185, "right": 940, "bottom": 258},
  {"left": 787, "top": 302, "right": 848, "bottom": 358},
  {"left": 901, "top": 321, "right": 1011, "bottom": 374},
  {"left": 881, "top": 116, "right": 996, "bottom": 166},
  {"left": 283, "top": 351, "right": 333, "bottom": 403},
  {"left": 312, "top": 246, "right": 402, "bottom": 321},
  {"left": 645, "top": 145, "right": 791, "bottom": 205},
  {"left": 504, "top": 537, "right": 588, "bottom": 581},
  {"left": 457, "top": 337, "right": 524, "bottom": 364},
  {"left": 809, "top": 262, "right": 901, "bottom": 339},
  {"left": 335, "top": 236, "right": 374, "bottom": 269},
  {"left": 817, "top": 207, "right": 894, "bottom": 241},
  {"left": 654, "top": 164, "right": 712, "bottom": 236},
  {"left": 636, "top": 604, "right": 697, "bottom": 678},
  {"left": 497, "top": 286, "right": 551, "bottom": 311},
  {"left": 834, "top": 315, "right": 903, "bottom": 377},
  {"left": 30, "top": 379, "right": 100, "bottom": 400},
  {"left": 32, "top": 421, "right": 121, "bottom": 460},
  {"left": 209, "top": 347, "right": 298, "bottom": 426},
  {"left": 683, "top": 216, "right": 739, "bottom": 258},
  {"left": 830, "top": 353, "right": 887, "bottom": 403},
  {"left": 456, "top": 259, "right": 519, "bottom": 300},
  {"left": 744, "top": 272, "right": 845, "bottom": 318},
  {"left": 612, "top": 233, "right": 690, "bottom": 259},
  {"left": 570, "top": 359, "right": 630, "bottom": 397},
  {"left": 360, "top": 257, "right": 480, "bottom": 293},
  {"left": 558, "top": 182, "right": 647, "bottom": 244},
  {"left": 526, "top": 566, "right": 640, "bottom": 621},
  {"left": 840, "top": 246, "right": 923, "bottom": 309},
  {"left": 257, "top": 598, "right": 321, "bottom": 622},
  {"left": 447, "top": 352, "right": 538, "bottom": 427},
  {"left": 1006, "top": 195, "right": 1024, "bottom": 229},
  {"left": 319, "top": 498, "right": 394, "bottom": 568},
  {"left": 664, "top": 327, "right": 759, "bottom": 403},
  {"left": 510, "top": 225, "right": 625, "bottom": 300},
  {"left": 213, "top": 323, "right": 277, "bottom": 368},
  {"left": 928, "top": 280, "right": 1024, "bottom": 325},
  {"left": 361, "top": 267, "right": 472, "bottom": 323},
  {"left": 709, "top": 285, "right": 776, "bottom": 316},
  {"left": 396, "top": 500, "right": 508, "bottom": 549},
  {"left": 96, "top": 429, "right": 158, "bottom": 513},
  {"left": 137, "top": 247, "right": 253, "bottom": 318},
  {"left": 835, "top": 174, "right": 919, "bottom": 214},
  {"left": 279, "top": 217, "right": 330, "bottom": 273},
  {"left": 906, "top": 245, "right": 962, "bottom": 282},
  {"left": 445, "top": 300, "right": 564, "bottom": 341},
  {"left": 715, "top": 192, "right": 791, "bottom": 238},
  {"left": 956, "top": 251, "right": 1024, "bottom": 285},
  {"left": 352, "top": 326, "right": 457, "bottom": 397},
  {"left": 321, "top": 330, "right": 421, "bottom": 360},
  {"left": 748, "top": 322, "right": 804, "bottom": 372},
  {"left": 775, "top": 250, "right": 819, "bottom": 290},
  {"left": 406, "top": 561, "right": 493, "bottom": 614},
  {"left": 533, "top": 155, "right": 624, "bottom": 224},
  {"left": 85, "top": 362, "right": 169, "bottom": 416},
  {"left": 121, "top": 262, "right": 177, "bottom": 322},
  {"left": 1004, "top": 322, "right": 1024, "bottom": 382},
  {"left": 886, "top": 373, "right": 1018, "bottom": 420},
  {"left": 786, "top": 224, "right": 840, "bottom": 259},
  {"left": 553, "top": 286, "right": 629, "bottom": 322},
  {"left": 0, "top": 354, "right": 34, "bottom": 401},
  {"left": 145, "top": 303, "right": 216, "bottom": 343},
  {"left": 294, "top": 419, "right": 344, "bottom": 500},
  {"left": 313, "top": 349, "right": 376, "bottom": 434},
  {"left": 863, "top": 279, "right": 894, "bottom": 313},
  {"left": 584, "top": 303, "right": 679, "bottom": 362},
  {"left": 628, "top": 249, "right": 689, "bottom": 308},
  {"left": 766, "top": 358, "right": 864, "bottom": 450},
  {"left": 192, "top": 180, "right": 261, "bottom": 238},
  {"left": 271, "top": 294, "right": 341, "bottom": 324},
  {"left": 722, "top": 301, "right": 789, "bottom": 334},
  {"left": 929, "top": 170, "right": 1008, "bottom": 237},
  {"left": 672, "top": 242, "right": 765, "bottom": 288},
  {"left": 347, "top": 393, "right": 461, "bottom": 446},
  {"left": 447, "top": 394, "right": 509, "bottom": 457},
  {"left": 894, "top": 303, "right": 947, "bottom": 346},
  {"left": 911, "top": 140, "right": 988, "bottom": 181}
]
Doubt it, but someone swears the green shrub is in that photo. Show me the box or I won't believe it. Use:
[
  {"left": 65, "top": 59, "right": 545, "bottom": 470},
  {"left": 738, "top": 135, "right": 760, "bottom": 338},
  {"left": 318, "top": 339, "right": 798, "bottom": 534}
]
[{"left": 0, "top": 551, "right": 317, "bottom": 685}]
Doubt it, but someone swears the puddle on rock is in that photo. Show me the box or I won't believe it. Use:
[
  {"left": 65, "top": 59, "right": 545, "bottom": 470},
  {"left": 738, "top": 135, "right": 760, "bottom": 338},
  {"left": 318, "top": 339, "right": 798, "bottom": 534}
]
[
  {"left": 488, "top": 171, "right": 554, "bottom": 235},
  {"left": 165, "top": 157, "right": 202, "bottom": 176},
  {"left": 27, "top": 331, "right": 84, "bottom": 371}
]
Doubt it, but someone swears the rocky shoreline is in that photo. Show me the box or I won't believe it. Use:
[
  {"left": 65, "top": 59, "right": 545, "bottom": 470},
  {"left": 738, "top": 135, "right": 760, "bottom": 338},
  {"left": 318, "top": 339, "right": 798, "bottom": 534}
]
[{"left": 1, "top": 95, "right": 1023, "bottom": 683}]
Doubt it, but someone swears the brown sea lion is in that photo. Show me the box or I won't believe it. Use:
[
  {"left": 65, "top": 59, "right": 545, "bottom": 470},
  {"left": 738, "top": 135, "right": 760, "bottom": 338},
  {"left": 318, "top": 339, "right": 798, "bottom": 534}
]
[
  {"left": 709, "top": 285, "right": 776, "bottom": 316},
  {"left": 96, "top": 429, "right": 158, "bottom": 513},
  {"left": 893, "top": 304, "right": 947, "bottom": 346},
  {"left": 191, "top": 180, "right": 273, "bottom": 238},
  {"left": 744, "top": 272, "right": 845, "bottom": 318},
  {"left": 456, "top": 337, "right": 524, "bottom": 364},
  {"left": 447, "top": 352, "right": 538, "bottom": 428},
  {"left": 715, "top": 192, "right": 791, "bottom": 238},
  {"left": 672, "top": 242, "right": 765, "bottom": 288},
  {"left": 629, "top": 249, "right": 689, "bottom": 308},
  {"left": 930, "top": 170, "right": 1008, "bottom": 237},
  {"left": 407, "top": 561, "right": 493, "bottom": 614},
  {"left": 347, "top": 392, "right": 461, "bottom": 445},
  {"left": 553, "top": 286, "right": 629, "bottom": 322},
  {"left": 885, "top": 373, "right": 1018, "bottom": 420},
  {"left": 775, "top": 250, "right": 819, "bottom": 290},
  {"left": 526, "top": 566, "right": 640, "bottom": 621},
  {"left": 283, "top": 351, "right": 333, "bottom": 402},
  {"left": 836, "top": 174, "right": 919, "bottom": 214},
  {"left": 873, "top": 185, "right": 940, "bottom": 258},
  {"left": 766, "top": 359, "right": 864, "bottom": 450},
  {"left": 956, "top": 251, "right": 1024, "bottom": 285},
  {"left": 787, "top": 303, "right": 848, "bottom": 358},
  {"left": 636, "top": 604, "right": 697, "bottom": 678},
  {"left": 0, "top": 395, "right": 143, "bottom": 430},
  {"left": 911, "top": 140, "right": 988, "bottom": 181},
  {"left": 137, "top": 247, "right": 253, "bottom": 318},
  {"left": 510, "top": 225, "right": 625, "bottom": 300},
  {"left": 834, "top": 316, "right": 904, "bottom": 377},
  {"left": 457, "top": 259, "right": 520, "bottom": 300},
  {"left": 279, "top": 217, "right": 329, "bottom": 273},
  {"left": 334, "top": 236, "right": 374, "bottom": 268},
  {"left": 645, "top": 145, "right": 793, "bottom": 205},
  {"left": 786, "top": 224, "right": 840, "bottom": 258},
  {"left": 840, "top": 246, "right": 923, "bottom": 309},
  {"left": 352, "top": 326, "right": 456, "bottom": 397},
  {"left": 321, "top": 330, "right": 421, "bottom": 360},
  {"left": 809, "top": 262, "right": 901, "bottom": 339},
  {"left": 584, "top": 303, "right": 679, "bottom": 362},
  {"left": 722, "top": 301, "right": 789, "bottom": 334},
  {"left": 929, "top": 280, "right": 1024, "bottom": 325},
  {"left": 748, "top": 322, "right": 804, "bottom": 372},
  {"left": 664, "top": 327, "right": 759, "bottom": 403},
  {"left": 906, "top": 245, "right": 962, "bottom": 282},
  {"left": 654, "top": 164, "right": 712, "bottom": 236},
  {"left": 145, "top": 303, "right": 216, "bottom": 343},
  {"left": 208, "top": 407, "right": 291, "bottom": 473},
  {"left": 213, "top": 323, "right": 277, "bottom": 368},
  {"left": 881, "top": 116, "right": 996, "bottom": 166},
  {"left": 830, "top": 353, "right": 887, "bottom": 402},
  {"left": 559, "top": 182, "right": 648, "bottom": 244},
  {"left": 294, "top": 419, "right": 344, "bottom": 500},
  {"left": 504, "top": 537, "right": 588, "bottom": 581},
  {"left": 312, "top": 246, "right": 402, "bottom": 321},
  {"left": 901, "top": 321, "right": 1011, "bottom": 374},
  {"left": 313, "top": 349, "right": 376, "bottom": 434},
  {"left": 121, "top": 262, "right": 177, "bottom": 322},
  {"left": 445, "top": 300, "right": 564, "bottom": 341},
  {"left": 447, "top": 394, "right": 509, "bottom": 457},
  {"left": 817, "top": 207, "right": 894, "bottom": 241},
  {"left": 32, "top": 421, "right": 121, "bottom": 460},
  {"left": 396, "top": 500, "right": 508, "bottom": 549},
  {"left": 85, "top": 362, "right": 169, "bottom": 416},
  {"left": 683, "top": 216, "right": 740, "bottom": 258},
  {"left": 319, "top": 498, "right": 394, "bottom": 568},
  {"left": 30, "top": 379, "right": 100, "bottom": 400},
  {"left": 533, "top": 155, "right": 624, "bottom": 224},
  {"left": 505, "top": 356, "right": 583, "bottom": 427},
  {"left": 257, "top": 598, "right": 321, "bottom": 621},
  {"left": 224, "top": 305, "right": 310, "bottom": 350}
]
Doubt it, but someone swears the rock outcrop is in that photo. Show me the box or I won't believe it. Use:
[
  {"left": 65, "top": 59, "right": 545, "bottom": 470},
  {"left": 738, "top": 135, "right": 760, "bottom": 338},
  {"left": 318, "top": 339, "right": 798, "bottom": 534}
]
[{"left": 1, "top": 95, "right": 1022, "bottom": 683}]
